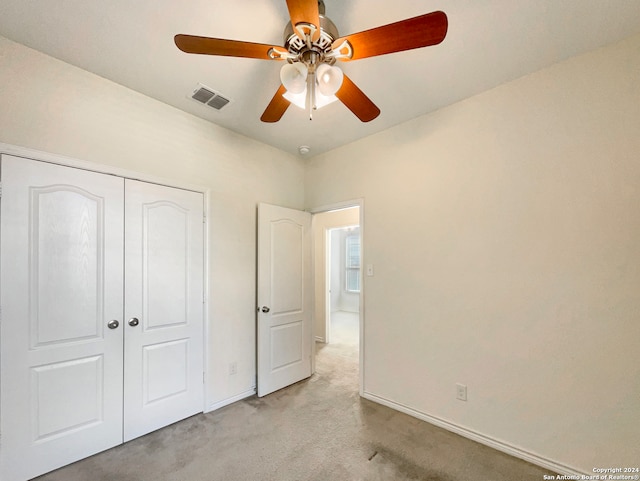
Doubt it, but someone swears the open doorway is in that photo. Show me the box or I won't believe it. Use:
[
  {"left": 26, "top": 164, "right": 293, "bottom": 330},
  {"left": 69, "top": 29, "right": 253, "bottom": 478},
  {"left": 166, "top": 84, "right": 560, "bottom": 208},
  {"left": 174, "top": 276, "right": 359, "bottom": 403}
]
[
  {"left": 312, "top": 205, "right": 362, "bottom": 392},
  {"left": 326, "top": 225, "right": 360, "bottom": 346}
]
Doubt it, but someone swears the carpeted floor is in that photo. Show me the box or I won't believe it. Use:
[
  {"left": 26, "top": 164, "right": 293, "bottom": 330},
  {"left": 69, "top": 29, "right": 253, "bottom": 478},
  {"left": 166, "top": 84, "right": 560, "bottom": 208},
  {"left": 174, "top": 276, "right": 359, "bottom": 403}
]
[{"left": 36, "top": 312, "right": 554, "bottom": 481}]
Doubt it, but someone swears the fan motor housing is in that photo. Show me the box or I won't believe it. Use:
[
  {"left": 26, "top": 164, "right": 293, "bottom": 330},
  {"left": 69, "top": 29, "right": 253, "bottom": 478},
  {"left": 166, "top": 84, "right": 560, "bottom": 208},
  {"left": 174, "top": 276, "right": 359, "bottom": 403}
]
[{"left": 283, "top": 15, "right": 340, "bottom": 55}]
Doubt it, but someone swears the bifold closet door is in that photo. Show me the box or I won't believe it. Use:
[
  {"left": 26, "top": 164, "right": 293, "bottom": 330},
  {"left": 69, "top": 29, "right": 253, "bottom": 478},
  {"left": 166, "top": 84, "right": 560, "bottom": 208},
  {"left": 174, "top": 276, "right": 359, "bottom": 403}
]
[
  {"left": 0, "top": 155, "right": 125, "bottom": 481},
  {"left": 123, "top": 179, "right": 204, "bottom": 441}
]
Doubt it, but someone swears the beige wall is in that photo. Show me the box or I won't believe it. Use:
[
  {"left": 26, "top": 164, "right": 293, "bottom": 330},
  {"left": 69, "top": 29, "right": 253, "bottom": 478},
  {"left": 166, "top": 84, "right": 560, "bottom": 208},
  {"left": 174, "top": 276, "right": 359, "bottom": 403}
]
[
  {"left": 0, "top": 36, "right": 305, "bottom": 409},
  {"left": 305, "top": 34, "right": 640, "bottom": 473}
]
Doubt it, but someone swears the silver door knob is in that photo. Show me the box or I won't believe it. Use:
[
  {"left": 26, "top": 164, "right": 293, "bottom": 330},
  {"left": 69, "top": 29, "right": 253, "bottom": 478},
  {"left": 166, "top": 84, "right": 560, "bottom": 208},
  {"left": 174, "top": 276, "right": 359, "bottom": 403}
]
[
  {"left": 261, "top": 306, "right": 270, "bottom": 313},
  {"left": 107, "top": 320, "right": 119, "bottom": 329},
  {"left": 128, "top": 317, "right": 139, "bottom": 327}
]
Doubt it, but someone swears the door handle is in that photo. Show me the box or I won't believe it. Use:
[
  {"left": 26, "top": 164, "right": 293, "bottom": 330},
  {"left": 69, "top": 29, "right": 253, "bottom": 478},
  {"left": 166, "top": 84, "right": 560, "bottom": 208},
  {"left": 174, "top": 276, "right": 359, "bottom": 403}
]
[
  {"left": 107, "top": 320, "right": 120, "bottom": 329},
  {"left": 261, "top": 306, "right": 270, "bottom": 313},
  {"left": 128, "top": 317, "right": 139, "bottom": 327}
]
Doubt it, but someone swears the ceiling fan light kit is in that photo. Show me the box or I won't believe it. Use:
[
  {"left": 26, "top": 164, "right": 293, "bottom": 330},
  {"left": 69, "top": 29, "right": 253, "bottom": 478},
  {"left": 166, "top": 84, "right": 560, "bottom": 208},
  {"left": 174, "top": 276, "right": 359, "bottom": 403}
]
[
  {"left": 280, "top": 55, "right": 344, "bottom": 119},
  {"left": 175, "top": 0, "right": 448, "bottom": 124}
]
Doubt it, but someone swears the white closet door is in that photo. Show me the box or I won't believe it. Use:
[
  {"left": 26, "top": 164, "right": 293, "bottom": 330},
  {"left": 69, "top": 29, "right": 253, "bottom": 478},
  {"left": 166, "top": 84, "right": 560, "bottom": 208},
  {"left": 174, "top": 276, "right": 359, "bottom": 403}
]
[
  {"left": 123, "top": 179, "right": 204, "bottom": 441},
  {"left": 0, "top": 155, "right": 125, "bottom": 481}
]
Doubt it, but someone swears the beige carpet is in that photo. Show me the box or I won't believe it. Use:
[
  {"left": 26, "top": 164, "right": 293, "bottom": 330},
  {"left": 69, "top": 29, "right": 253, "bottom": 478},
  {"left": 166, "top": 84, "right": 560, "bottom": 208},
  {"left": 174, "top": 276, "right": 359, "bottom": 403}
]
[{"left": 36, "top": 312, "right": 553, "bottom": 480}]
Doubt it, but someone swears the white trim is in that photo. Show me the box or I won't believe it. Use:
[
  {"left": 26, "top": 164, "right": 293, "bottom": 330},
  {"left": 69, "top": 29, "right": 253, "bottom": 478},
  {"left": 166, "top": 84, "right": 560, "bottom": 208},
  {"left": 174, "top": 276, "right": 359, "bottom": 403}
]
[
  {"left": 206, "top": 388, "right": 256, "bottom": 413},
  {"left": 308, "top": 198, "right": 363, "bottom": 214},
  {"left": 202, "top": 189, "right": 212, "bottom": 413},
  {"left": 362, "top": 391, "right": 588, "bottom": 478},
  {"left": 0, "top": 142, "right": 207, "bottom": 194},
  {"left": 0, "top": 141, "right": 212, "bottom": 416},
  {"left": 357, "top": 201, "right": 365, "bottom": 398},
  {"left": 324, "top": 227, "right": 331, "bottom": 345}
]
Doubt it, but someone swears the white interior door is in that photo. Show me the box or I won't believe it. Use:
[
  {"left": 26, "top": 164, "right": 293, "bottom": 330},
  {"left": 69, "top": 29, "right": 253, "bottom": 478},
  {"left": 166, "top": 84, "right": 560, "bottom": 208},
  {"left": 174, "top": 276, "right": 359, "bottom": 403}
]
[
  {"left": 257, "top": 203, "right": 312, "bottom": 397},
  {"left": 123, "top": 179, "right": 204, "bottom": 441},
  {"left": 0, "top": 155, "right": 125, "bottom": 480}
]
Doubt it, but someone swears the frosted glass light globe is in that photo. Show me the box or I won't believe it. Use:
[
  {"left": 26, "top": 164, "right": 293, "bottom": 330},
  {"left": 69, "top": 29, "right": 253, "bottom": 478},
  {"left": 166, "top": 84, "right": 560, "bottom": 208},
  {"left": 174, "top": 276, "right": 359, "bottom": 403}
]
[
  {"left": 280, "top": 63, "right": 308, "bottom": 94},
  {"left": 316, "top": 63, "right": 344, "bottom": 96}
]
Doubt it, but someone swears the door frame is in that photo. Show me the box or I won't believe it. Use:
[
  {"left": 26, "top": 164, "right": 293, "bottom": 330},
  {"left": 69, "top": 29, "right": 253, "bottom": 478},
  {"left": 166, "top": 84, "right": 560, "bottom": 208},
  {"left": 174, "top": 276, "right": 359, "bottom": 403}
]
[
  {"left": 0, "top": 142, "right": 212, "bottom": 411},
  {"left": 309, "top": 199, "right": 365, "bottom": 397}
]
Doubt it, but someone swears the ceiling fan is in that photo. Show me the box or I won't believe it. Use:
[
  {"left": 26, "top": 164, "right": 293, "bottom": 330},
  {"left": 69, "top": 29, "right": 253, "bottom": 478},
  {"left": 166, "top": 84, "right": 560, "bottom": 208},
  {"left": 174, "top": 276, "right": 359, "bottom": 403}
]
[{"left": 174, "top": 0, "right": 447, "bottom": 123}]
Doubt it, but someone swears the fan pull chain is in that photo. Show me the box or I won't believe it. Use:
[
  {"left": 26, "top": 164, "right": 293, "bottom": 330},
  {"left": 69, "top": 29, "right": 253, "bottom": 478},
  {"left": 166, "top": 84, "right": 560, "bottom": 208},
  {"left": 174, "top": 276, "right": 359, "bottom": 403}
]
[{"left": 307, "top": 69, "right": 315, "bottom": 120}]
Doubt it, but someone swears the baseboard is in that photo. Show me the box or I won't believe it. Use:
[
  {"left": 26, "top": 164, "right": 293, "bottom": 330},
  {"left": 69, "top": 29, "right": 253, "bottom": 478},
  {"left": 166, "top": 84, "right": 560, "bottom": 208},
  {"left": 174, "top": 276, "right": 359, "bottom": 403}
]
[
  {"left": 206, "top": 388, "right": 256, "bottom": 413},
  {"left": 362, "top": 391, "right": 587, "bottom": 478}
]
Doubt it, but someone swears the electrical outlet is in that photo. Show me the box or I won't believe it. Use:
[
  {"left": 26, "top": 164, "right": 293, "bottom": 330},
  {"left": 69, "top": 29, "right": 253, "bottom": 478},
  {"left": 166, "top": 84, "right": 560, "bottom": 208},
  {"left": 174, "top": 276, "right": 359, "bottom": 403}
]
[
  {"left": 456, "top": 383, "right": 467, "bottom": 401},
  {"left": 229, "top": 362, "right": 238, "bottom": 375}
]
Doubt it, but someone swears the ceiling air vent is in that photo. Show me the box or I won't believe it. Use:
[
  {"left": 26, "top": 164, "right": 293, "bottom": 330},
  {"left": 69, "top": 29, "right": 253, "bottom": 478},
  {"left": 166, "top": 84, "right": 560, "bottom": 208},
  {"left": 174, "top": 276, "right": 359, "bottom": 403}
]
[{"left": 190, "top": 84, "right": 231, "bottom": 111}]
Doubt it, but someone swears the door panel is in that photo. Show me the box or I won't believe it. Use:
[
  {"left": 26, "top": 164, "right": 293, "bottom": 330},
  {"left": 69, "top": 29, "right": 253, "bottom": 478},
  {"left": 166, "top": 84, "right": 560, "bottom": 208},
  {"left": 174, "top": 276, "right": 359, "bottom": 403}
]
[
  {"left": 271, "top": 219, "right": 304, "bottom": 314},
  {"left": 31, "top": 186, "right": 105, "bottom": 345},
  {"left": 143, "top": 339, "right": 189, "bottom": 403},
  {"left": 123, "top": 179, "right": 204, "bottom": 441},
  {"left": 0, "top": 155, "right": 124, "bottom": 481},
  {"left": 32, "top": 355, "right": 104, "bottom": 439},
  {"left": 271, "top": 321, "right": 304, "bottom": 370},
  {"left": 144, "top": 201, "right": 189, "bottom": 329},
  {"left": 257, "top": 203, "right": 312, "bottom": 397}
]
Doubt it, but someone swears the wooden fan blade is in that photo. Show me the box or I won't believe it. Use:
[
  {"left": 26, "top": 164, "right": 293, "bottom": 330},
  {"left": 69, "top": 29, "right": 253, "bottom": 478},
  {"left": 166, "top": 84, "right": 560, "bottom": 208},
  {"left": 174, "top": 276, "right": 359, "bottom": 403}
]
[
  {"left": 175, "top": 34, "right": 287, "bottom": 60},
  {"left": 261, "top": 85, "right": 291, "bottom": 123},
  {"left": 286, "top": 0, "right": 321, "bottom": 40},
  {"left": 332, "top": 11, "right": 448, "bottom": 61},
  {"left": 335, "top": 74, "right": 380, "bottom": 122}
]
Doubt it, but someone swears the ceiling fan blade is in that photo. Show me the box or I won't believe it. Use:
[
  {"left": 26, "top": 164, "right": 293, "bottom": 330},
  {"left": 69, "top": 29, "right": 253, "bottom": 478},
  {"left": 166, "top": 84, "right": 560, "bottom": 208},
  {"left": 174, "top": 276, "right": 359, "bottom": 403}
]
[
  {"left": 332, "top": 11, "right": 448, "bottom": 61},
  {"left": 261, "top": 85, "right": 291, "bottom": 123},
  {"left": 175, "top": 34, "right": 287, "bottom": 60},
  {"left": 286, "top": 0, "right": 321, "bottom": 40},
  {"left": 335, "top": 74, "right": 380, "bottom": 122}
]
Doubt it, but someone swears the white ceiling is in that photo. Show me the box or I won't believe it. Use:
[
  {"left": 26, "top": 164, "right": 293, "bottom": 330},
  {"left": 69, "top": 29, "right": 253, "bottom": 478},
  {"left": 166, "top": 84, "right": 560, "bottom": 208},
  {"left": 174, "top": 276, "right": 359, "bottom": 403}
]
[{"left": 1, "top": 0, "right": 639, "bottom": 157}]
